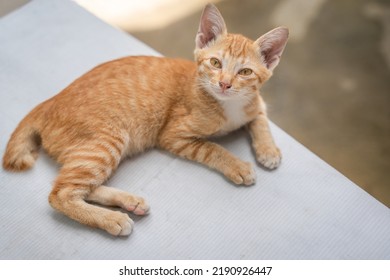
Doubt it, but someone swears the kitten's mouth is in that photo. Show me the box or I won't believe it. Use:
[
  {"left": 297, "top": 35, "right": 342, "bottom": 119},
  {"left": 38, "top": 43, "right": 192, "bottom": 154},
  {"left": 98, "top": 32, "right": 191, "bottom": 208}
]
[
  {"left": 219, "top": 90, "right": 229, "bottom": 96},
  {"left": 206, "top": 84, "right": 233, "bottom": 100},
  {"left": 216, "top": 89, "right": 233, "bottom": 99}
]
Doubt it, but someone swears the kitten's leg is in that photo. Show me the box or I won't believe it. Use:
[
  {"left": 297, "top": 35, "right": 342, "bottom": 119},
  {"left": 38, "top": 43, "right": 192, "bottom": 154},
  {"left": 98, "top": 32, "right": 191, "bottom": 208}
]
[
  {"left": 86, "top": 186, "right": 149, "bottom": 215},
  {"left": 247, "top": 112, "right": 281, "bottom": 169},
  {"left": 49, "top": 140, "right": 136, "bottom": 236},
  {"left": 160, "top": 138, "right": 256, "bottom": 185},
  {"left": 50, "top": 182, "right": 133, "bottom": 236}
]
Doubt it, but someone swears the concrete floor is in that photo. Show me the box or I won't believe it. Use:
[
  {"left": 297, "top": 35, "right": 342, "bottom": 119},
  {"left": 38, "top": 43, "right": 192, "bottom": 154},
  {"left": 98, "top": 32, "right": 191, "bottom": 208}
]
[
  {"left": 0, "top": 0, "right": 29, "bottom": 17},
  {"left": 2, "top": 0, "right": 389, "bottom": 207}
]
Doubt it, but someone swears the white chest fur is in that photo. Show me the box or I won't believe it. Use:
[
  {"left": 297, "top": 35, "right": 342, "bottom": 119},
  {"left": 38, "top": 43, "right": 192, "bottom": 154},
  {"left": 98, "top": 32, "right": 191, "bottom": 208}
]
[{"left": 217, "top": 98, "right": 251, "bottom": 135}]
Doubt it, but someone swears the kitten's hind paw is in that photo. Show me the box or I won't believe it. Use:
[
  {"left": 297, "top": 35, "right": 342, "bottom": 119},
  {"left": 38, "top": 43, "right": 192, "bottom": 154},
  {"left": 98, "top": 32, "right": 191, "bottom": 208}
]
[
  {"left": 122, "top": 195, "right": 150, "bottom": 216},
  {"left": 87, "top": 186, "right": 150, "bottom": 216},
  {"left": 104, "top": 211, "right": 134, "bottom": 236}
]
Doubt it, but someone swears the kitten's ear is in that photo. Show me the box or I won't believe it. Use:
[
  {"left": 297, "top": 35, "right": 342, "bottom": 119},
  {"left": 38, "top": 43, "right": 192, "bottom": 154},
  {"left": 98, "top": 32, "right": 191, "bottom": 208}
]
[
  {"left": 254, "top": 27, "right": 289, "bottom": 71},
  {"left": 195, "top": 4, "right": 227, "bottom": 49}
]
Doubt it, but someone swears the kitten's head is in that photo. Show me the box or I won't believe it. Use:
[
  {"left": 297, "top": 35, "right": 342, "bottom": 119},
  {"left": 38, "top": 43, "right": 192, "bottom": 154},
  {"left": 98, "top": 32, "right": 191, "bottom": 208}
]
[{"left": 194, "top": 4, "right": 288, "bottom": 101}]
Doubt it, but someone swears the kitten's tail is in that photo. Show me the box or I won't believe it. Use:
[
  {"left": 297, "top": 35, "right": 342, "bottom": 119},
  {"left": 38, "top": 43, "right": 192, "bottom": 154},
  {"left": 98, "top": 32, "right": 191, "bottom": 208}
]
[{"left": 3, "top": 104, "right": 46, "bottom": 172}]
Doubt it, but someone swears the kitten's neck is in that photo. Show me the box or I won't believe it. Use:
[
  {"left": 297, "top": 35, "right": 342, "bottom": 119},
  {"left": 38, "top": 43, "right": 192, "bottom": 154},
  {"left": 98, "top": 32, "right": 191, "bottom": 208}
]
[
  {"left": 192, "top": 76, "right": 258, "bottom": 136},
  {"left": 217, "top": 96, "right": 255, "bottom": 135}
]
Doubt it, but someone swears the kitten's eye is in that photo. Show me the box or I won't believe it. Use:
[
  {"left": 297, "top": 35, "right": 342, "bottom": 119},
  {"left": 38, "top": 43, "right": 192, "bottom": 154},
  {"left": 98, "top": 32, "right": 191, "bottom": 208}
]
[
  {"left": 238, "top": 68, "right": 253, "bottom": 76},
  {"left": 210, "top": 57, "right": 222, "bottom": 69}
]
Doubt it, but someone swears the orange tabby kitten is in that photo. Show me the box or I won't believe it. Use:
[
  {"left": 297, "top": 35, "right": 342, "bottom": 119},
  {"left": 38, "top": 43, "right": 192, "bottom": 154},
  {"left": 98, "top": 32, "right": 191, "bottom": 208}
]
[{"left": 3, "top": 4, "right": 288, "bottom": 236}]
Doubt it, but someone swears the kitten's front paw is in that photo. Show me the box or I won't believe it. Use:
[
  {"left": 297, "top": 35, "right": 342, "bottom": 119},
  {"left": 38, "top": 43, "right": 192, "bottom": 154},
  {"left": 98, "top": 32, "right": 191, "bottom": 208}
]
[
  {"left": 255, "top": 144, "right": 282, "bottom": 169},
  {"left": 225, "top": 161, "right": 256, "bottom": 186}
]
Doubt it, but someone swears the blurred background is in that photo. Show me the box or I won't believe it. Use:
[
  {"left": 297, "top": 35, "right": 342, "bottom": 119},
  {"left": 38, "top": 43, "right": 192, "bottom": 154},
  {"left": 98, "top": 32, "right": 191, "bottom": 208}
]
[{"left": 1, "top": 0, "right": 389, "bottom": 207}]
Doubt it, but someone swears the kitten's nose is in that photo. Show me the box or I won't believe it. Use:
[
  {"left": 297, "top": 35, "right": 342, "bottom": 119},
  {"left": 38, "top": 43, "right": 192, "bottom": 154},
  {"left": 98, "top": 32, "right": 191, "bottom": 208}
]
[{"left": 219, "top": 81, "right": 232, "bottom": 91}]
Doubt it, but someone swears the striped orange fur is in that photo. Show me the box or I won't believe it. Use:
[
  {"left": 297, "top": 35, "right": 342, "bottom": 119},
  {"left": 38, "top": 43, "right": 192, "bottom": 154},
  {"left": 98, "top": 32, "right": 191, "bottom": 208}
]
[{"left": 2, "top": 4, "right": 288, "bottom": 236}]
